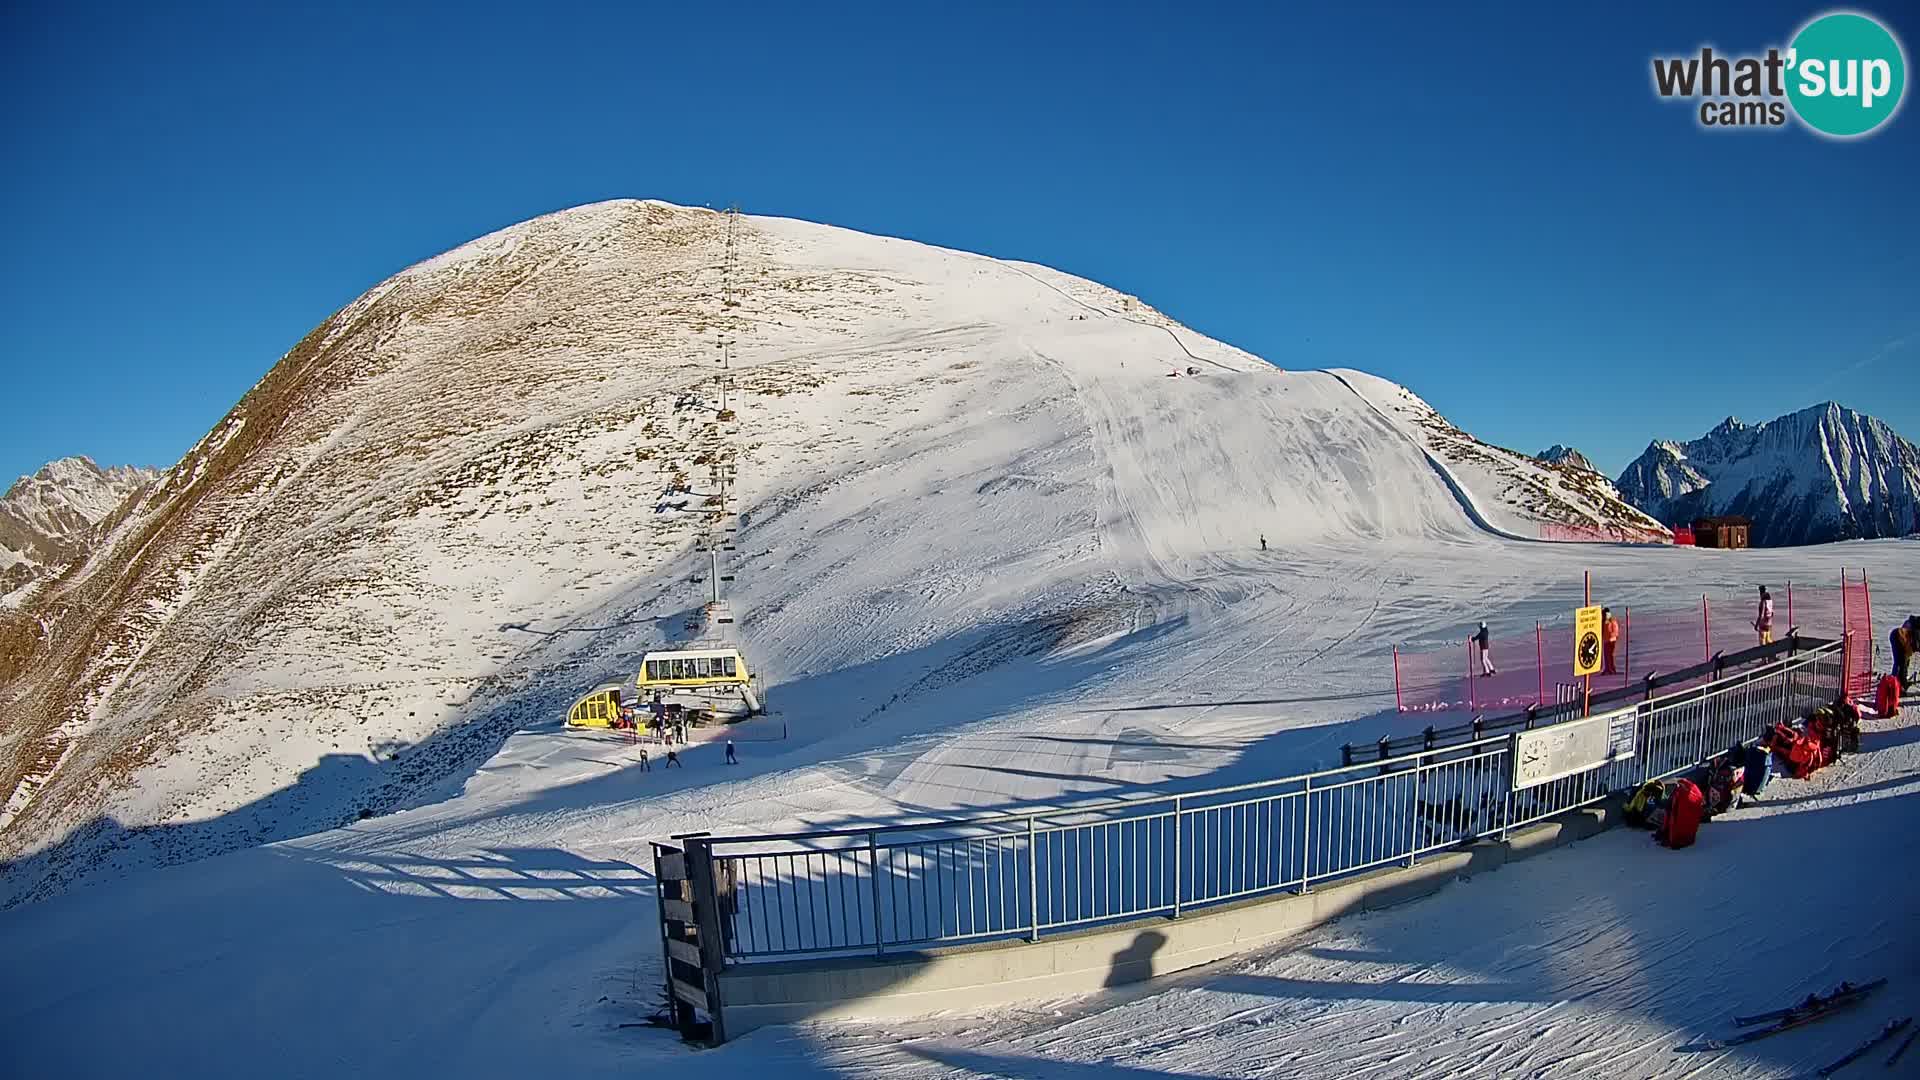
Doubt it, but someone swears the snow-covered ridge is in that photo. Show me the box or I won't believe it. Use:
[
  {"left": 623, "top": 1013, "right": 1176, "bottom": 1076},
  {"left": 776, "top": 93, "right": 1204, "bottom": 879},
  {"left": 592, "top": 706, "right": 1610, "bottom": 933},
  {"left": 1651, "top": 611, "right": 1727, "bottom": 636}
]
[
  {"left": 2, "top": 199, "right": 1670, "bottom": 904},
  {"left": 1617, "top": 402, "right": 1920, "bottom": 545},
  {"left": 1331, "top": 370, "right": 1668, "bottom": 541}
]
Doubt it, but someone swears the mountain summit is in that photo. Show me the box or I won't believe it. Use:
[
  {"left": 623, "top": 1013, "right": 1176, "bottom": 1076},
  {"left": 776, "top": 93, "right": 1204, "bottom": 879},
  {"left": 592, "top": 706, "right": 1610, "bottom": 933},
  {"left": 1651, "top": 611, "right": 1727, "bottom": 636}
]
[
  {"left": 1, "top": 456, "right": 157, "bottom": 605},
  {"left": 1536, "top": 445, "right": 1599, "bottom": 474},
  {"left": 1616, "top": 402, "right": 1920, "bottom": 545},
  {"left": 1, "top": 200, "right": 1659, "bottom": 903}
]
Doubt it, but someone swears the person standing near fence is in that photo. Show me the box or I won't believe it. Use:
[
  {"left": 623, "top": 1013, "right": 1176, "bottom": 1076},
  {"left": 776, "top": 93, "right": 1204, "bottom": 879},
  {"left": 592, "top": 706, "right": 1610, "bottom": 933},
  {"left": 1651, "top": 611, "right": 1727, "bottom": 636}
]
[
  {"left": 1474, "top": 621, "right": 1496, "bottom": 676},
  {"left": 1602, "top": 608, "right": 1620, "bottom": 674},
  {"left": 1893, "top": 617, "right": 1917, "bottom": 692},
  {"left": 1754, "top": 586, "right": 1775, "bottom": 645}
]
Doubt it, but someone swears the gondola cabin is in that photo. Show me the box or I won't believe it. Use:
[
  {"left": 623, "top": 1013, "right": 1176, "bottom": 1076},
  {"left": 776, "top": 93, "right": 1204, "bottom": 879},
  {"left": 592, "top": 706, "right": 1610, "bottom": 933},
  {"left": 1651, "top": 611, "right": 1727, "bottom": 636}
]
[
  {"left": 565, "top": 682, "right": 630, "bottom": 729},
  {"left": 635, "top": 647, "right": 764, "bottom": 720}
]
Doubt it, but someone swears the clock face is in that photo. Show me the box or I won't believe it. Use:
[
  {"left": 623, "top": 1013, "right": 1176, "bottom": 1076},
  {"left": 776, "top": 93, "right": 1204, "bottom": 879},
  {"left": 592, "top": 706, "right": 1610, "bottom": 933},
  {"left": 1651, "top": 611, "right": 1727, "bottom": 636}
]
[{"left": 1578, "top": 631, "right": 1601, "bottom": 670}]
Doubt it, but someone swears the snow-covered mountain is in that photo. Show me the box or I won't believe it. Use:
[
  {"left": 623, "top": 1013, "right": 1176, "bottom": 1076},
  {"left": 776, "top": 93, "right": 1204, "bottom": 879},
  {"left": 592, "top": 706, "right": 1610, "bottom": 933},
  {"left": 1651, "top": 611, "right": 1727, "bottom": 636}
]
[
  {"left": 0, "top": 457, "right": 157, "bottom": 606},
  {"left": 1616, "top": 404, "right": 1920, "bottom": 546},
  {"left": 1334, "top": 375, "right": 1668, "bottom": 542},
  {"left": 1537, "top": 445, "right": 1599, "bottom": 474},
  {"left": 0, "top": 200, "right": 1666, "bottom": 904}
]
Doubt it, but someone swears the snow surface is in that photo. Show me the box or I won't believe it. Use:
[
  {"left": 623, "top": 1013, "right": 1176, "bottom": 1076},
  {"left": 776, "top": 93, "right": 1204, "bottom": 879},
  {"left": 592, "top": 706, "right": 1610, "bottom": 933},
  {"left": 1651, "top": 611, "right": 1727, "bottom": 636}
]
[
  {"left": 3, "top": 202, "right": 1917, "bottom": 1078},
  {"left": 1, "top": 200, "right": 1653, "bottom": 902},
  {"left": 2, "top": 541, "right": 1915, "bottom": 1078}
]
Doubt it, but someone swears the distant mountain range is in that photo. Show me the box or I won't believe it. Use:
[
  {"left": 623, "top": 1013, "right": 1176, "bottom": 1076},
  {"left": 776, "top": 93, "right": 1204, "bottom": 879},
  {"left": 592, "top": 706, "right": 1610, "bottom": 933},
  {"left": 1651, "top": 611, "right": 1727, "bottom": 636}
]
[
  {"left": 1615, "top": 403, "right": 1920, "bottom": 546},
  {"left": 1, "top": 457, "right": 157, "bottom": 605}
]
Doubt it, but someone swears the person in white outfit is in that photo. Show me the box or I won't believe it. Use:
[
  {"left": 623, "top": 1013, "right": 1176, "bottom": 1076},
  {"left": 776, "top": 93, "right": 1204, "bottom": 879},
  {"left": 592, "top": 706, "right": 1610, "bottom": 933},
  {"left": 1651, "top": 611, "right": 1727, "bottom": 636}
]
[{"left": 1754, "top": 586, "right": 1775, "bottom": 645}]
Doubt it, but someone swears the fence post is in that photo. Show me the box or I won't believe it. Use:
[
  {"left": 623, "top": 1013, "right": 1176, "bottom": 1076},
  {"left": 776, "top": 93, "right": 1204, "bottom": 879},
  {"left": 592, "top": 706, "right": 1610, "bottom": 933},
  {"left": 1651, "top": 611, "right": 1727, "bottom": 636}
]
[
  {"left": 1378, "top": 735, "right": 1392, "bottom": 776},
  {"left": 1298, "top": 778, "right": 1312, "bottom": 894},
  {"left": 1842, "top": 571, "right": 1849, "bottom": 691},
  {"left": 1027, "top": 816, "right": 1039, "bottom": 942},
  {"left": 1623, "top": 607, "right": 1632, "bottom": 688},
  {"left": 1863, "top": 569, "right": 1875, "bottom": 672},
  {"left": 1786, "top": 581, "right": 1793, "bottom": 633},
  {"left": 1536, "top": 622, "right": 1545, "bottom": 705},
  {"left": 1467, "top": 640, "right": 1476, "bottom": 713},
  {"left": 1393, "top": 646, "right": 1404, "bottom": 713},
  {"left": 1702, "top": 594, "right": 1711, "bottom": 664},
  {"left": 1171, "top": 796, "right": 1183, "bottom": 917},
  {"left": 867, "top": 831, "right": 883, "bottom": 957},
  {"left": 1407, "top": 750, "right": 1422, "bottom": 867}
]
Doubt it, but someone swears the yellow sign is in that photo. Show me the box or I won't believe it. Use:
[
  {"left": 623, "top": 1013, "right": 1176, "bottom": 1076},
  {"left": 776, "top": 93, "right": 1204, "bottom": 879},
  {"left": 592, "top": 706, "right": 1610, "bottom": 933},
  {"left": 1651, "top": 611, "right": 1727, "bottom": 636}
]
[{"left": 1573, "top": 605, "right": 1603, "bottom": 676}]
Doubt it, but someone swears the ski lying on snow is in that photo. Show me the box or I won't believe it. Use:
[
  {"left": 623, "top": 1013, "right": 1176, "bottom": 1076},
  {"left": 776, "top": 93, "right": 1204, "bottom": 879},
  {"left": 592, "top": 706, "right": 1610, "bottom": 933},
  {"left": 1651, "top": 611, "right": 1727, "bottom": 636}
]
[
  {"left": 1732, "top": 979, "right": 1887, "bottom": 1028},
  {"left": 1887, "top": 1026, "right": 1918, "bottom": 1068},
  {"left": 1817, "top": 1016, "right": 1909, "bottom": 1076},
  {"left": 1703, "top": 980, "right": 1886, "bottom": 1050}
]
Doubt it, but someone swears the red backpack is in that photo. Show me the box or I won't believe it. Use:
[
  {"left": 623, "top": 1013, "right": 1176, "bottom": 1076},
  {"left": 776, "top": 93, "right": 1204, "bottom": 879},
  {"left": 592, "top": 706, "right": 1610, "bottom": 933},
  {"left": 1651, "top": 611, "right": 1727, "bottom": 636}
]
[
  {"left": 1877, "top": 674, "right": 1902, "bottom": 718},
  {"left": 1658, "top": 779, "right": 1705, "bottom": 849}
]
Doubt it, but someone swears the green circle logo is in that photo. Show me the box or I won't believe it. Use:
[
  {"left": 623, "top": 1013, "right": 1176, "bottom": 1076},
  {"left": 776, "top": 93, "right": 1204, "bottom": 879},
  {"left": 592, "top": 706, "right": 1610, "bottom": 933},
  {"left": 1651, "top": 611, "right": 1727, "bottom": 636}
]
[{"left": 1787, "top": 12, "right": 1907, "bottom": 137}]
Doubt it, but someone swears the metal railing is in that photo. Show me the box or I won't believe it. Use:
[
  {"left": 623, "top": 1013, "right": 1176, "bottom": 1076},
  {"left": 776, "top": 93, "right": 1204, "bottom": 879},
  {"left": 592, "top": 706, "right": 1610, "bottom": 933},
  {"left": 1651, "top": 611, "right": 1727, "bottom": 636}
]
[
  {"left": 1357, "top": 632, "right": 1832, "bottom": 762},
  {"left": 693, "top": 638, "right": 1845, "bottom": 964}
]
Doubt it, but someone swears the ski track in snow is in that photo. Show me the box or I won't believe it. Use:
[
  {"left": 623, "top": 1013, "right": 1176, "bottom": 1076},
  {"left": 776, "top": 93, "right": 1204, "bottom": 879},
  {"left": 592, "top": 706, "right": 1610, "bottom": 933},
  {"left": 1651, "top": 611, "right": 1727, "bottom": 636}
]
[{"left": 1, "top": 201, "right": 1916, "bottom": 1078}]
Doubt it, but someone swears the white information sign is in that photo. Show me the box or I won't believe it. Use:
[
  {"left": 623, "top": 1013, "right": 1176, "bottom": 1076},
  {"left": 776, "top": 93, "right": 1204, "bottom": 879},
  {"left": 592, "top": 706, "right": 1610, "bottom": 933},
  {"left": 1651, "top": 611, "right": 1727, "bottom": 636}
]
[{"left": 1510, "top": 706, "right": 1639, "bottom": 791}]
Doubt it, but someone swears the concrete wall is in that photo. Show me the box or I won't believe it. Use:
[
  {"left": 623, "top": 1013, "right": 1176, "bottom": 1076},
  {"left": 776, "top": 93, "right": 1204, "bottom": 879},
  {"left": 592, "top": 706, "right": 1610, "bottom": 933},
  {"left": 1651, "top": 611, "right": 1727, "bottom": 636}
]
[{"left": 716, "top": 803, "right": 1619, "bottom": 1036}]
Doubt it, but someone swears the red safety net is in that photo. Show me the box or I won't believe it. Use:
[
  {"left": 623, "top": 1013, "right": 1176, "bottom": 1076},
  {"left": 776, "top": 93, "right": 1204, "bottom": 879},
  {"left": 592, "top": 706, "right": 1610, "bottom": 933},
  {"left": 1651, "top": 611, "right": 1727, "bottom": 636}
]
[{"left": 1392, "top": 573, "right": 1875, "bottom": 714}]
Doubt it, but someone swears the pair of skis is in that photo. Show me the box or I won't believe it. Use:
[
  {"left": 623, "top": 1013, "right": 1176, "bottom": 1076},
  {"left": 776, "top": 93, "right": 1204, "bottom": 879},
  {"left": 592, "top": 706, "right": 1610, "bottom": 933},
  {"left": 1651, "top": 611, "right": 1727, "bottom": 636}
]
[
  {"left": 1711, "top": 979, "right": 1912, "bottom": 1074},
  {"left": 1705, "top": 978, "right": 1887, "bottom": 1049},
  {"left": 1817, "top": 1016, "right": 1912, "bottom": 1075}
]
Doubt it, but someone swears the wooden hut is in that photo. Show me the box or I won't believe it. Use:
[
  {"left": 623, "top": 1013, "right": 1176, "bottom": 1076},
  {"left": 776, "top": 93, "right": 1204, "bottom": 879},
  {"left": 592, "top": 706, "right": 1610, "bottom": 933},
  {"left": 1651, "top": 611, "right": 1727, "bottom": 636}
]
[{"left": 1691, "top": 516, "right": 1752, "bottom": 549}]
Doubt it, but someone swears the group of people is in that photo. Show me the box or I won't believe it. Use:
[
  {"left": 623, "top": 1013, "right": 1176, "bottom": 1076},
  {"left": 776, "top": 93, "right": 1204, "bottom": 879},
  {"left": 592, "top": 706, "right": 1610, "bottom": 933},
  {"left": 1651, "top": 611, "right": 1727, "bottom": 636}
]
[
  {"left": 615, "top": 693, "right": 742, "bottom": 768},
  {"left": 1469, "top": 584, "right": 1781, "bottom": 681}
]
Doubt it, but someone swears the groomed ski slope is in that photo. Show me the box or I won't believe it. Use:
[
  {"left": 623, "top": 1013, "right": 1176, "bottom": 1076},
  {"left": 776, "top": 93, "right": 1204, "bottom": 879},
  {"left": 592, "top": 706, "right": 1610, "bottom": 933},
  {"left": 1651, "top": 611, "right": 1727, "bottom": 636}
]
[
  {"left": 1, "top": 546, "right": 1913, "bottom": 1080},
  {"left": 1, "top": 200, "right": 1655, "bottom": 904},
  {"left": 1, "top": 203, "right": 1915, "bottom": 1078}
]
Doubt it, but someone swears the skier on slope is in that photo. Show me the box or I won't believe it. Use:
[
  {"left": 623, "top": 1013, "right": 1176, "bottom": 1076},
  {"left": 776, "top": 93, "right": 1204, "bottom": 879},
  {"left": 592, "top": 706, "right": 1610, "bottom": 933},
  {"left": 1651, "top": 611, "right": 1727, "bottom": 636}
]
[
  {"left": 1474, "top": 621, "right": 1496, "bottom": 677},
  {"left": 1754, "top": 586, "right": 1775, "bottom": 646}
]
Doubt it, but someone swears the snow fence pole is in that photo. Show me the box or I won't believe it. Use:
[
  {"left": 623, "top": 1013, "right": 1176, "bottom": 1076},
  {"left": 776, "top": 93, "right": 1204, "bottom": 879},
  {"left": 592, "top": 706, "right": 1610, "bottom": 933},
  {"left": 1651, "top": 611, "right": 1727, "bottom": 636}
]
[
  {"left": 1623, "top": 607, "right": 1632, "bottom": 689},
  {"left": 1702, "top": 595, "right": 1711, "bottom": 665},
  {"left": 1842, "top": 570, "right": 1851, "bottom": 696},
  {"left": 1864, "top": 569, "right": 1875, "bottom": 671},
  {"left": 1787, "top": 580, "right": 1794, "bottom": 634},
  {"left": 1535, "top": 623, "right": 1545, "bottom": 706},
  {"left": 1467, "top": 641, "right": 1476, "bottom": 714},
  {"left": 1392, "top": 646, "right": 1404, "bottom": 713}
]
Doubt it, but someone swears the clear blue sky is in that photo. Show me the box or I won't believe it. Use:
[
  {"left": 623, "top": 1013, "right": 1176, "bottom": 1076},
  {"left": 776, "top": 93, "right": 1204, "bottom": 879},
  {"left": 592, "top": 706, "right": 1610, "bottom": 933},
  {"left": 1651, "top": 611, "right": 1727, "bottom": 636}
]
[{"left": 2, "top": 1, "right": 1915, "bottom": 484}]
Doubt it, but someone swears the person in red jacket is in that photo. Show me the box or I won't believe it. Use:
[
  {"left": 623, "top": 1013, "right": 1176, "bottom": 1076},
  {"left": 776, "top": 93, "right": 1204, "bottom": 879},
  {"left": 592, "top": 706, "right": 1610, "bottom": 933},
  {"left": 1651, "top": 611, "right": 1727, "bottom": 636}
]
[{"left": 1602, "top": 608, "right": 1620, "bottom": 675}]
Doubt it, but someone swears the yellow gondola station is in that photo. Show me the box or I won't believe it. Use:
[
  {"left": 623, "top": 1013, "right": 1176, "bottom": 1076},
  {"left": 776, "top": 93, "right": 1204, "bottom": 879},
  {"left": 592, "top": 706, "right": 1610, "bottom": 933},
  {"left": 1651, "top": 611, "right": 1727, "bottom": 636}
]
[
  {"left": 635, "top": 647, "right": 764, "bottom": 721},
  {"left": 564, "top": 682, "right": 631, "bottom": 729}
]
